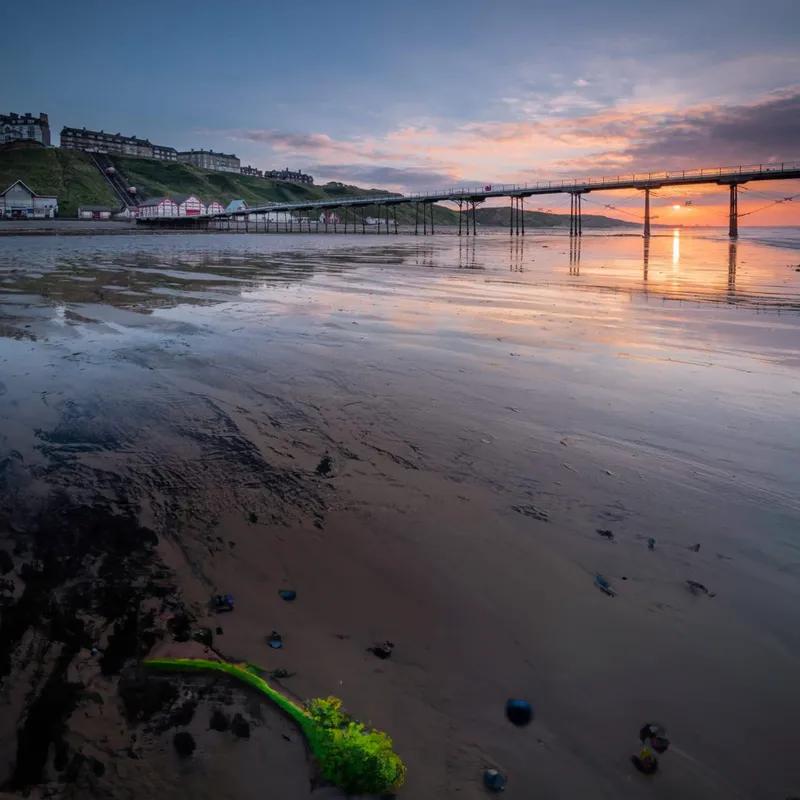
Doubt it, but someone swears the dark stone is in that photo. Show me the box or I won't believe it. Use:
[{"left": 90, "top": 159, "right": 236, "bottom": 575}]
[
  {"left": 596, "top": 529, "right": 614, "bottom": 540},
  {"left": 315, "top": 456, "right": 334, "bottom": 476},
  {"left": 248, "top": 512, "right": 258, "bottom": 524},
  {"left": 216, "top": 626, "right": 223, "bottom": 635},
  {"left": 193, "top": 628, "right": 213, "bottom": 647},
  {"left": 688, "top": 543, "right": 701, "bottom": 552},
  {"left": 267, "top": 631, "right": 283, "bottom": 649},
  {"left": 173, "top": 732, "right": 196, "bottom": 757},
  {"left": 268, "top": 668, "right": 296, "bottom": 680},
  {"left": 92, "top": 758, "right": 105, "bottom": 776},
  {"left": 483, "top": 768, "right": 506, "bottom": 792},
  {"left": 0, "top": 548, "right": 13, "bottom": 575},
  {"left": 278, "top": 589, "right": 297, "bottom": 602},
  {"left": 210, "top": 709, "right": 230, "bottom": 732},
  {"left": 505, "top": 699, "right": 533, "bottom": 727},
  {"left": 231, "top": 713, "right": 250, "bottom": 739},
  {"left": 368, "top": 640, "right": 394, "bottom": 659},
  {"left": 168, "top": 613, "right": 192, "bottom": 642}
]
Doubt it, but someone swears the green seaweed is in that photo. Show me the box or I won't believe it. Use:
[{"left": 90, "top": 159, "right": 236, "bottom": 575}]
[{"left": 143, "top": 658, "right": 405, "bottom": 795}]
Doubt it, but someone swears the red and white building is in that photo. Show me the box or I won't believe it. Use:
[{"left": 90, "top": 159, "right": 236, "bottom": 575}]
[
  {"left": 205, "top": 199, "right": 225, "bottom": 215},
  {"left": 319, "top": 210, "right": 340, "bottom": 224},
  {"left": 136, "top": 197, "right": 178, "bottom": 218},
  {"left": 172, "top": 194, "right": 206, "bottom": 216}
]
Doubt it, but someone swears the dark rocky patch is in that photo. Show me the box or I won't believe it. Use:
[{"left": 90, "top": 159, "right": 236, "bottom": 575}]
[
  {"left": 210, "top": 708, "right": 230, "bottom": 732},
  {"left": 231, "top": 713, "right": 250, "bottom": 739},
  {"left": 315, "top": 455, "right": 334, "bottom": 476},
  {"left": 0, "top": 548, "right": 13, "bottom": 574},
  {"left": 119, "top": 675, "right": 179, "bottom": 723},
  {"left": 173, "top": 731, "right": 196, "bottom": 757}
]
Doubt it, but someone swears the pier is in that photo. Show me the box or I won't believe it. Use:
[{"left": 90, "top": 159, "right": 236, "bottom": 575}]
[{"left": 136, "top": 160, "right": 800, "bottom": 238}]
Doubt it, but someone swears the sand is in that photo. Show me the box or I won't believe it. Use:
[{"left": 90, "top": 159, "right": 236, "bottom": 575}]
[{"left": 1, "top": 230, "right": 799, "bottom": 798}]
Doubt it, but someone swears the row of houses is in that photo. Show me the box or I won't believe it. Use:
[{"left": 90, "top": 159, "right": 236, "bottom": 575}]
[{"left": 136, "top": 194, "right": 227, "bottom": 218}]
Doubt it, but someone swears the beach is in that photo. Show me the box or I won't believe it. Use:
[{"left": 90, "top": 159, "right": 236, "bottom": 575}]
[{"left": 1, "top": 228, "right": 799, "bottom": 798}]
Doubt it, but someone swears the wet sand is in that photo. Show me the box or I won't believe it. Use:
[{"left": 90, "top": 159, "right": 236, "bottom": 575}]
[{"left": 1, "top": 229, "right": 800, "bottom": 798}]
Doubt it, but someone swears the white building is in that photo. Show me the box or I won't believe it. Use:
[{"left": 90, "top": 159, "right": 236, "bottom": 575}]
[
  {"left": 60, "top": 127, "right": 176, "bottom": 160},
  {"left": 78, "top": 205, "right": 114, "bottom": 220},
  {"left": 0, "top": 180, "right": 58, "bottom": 218},
  {"left": 206, "top": 199, "right": 225, "bottom": 215},
  {"left": 1, "top": 113, "right": 51, "bottom": 146},
  {"left": 177, "top": 149, "right": 240, "bottom": 173},
  {"left": 319, "top": 210, "right": 340, "bottom": 224},
  {"left": 136, "top": 197, "right": 178, "bottom": 218},
  {"left": 171, "top": 194, "right": 206, "bottom": 216}
]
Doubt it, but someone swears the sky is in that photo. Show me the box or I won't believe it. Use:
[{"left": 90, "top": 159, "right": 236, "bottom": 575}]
[{"left": 3, "top": 0, "right": 799, "bottom": 225}]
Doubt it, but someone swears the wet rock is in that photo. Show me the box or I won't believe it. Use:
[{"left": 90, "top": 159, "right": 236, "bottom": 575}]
[
  {"left": 248, "top": 512, "right": 258, "bottom": 524},
  {"left": 647, "top": 538, "right": 656, "bottom": 550},
  {"left": 315, "top": 455, "right": 335, "bottom": 476},
  {"left": 0, "top": 548, "right": 13, "bottom": 574},
  {"left": 596, "top": 529, "right": 614, "bottom": 541},
  {"left": 214, "top": 594, "right": 235, "bottom": 613},
  {"left": 216, "top": 626, "right": 223, "bottom": 635},
  {"left": 368, "top": 640, "right": 394, "bottom": 659},
  {"left": 210, "top": 708, "right": 230, "bottom": 732},
  {"left": 167, "top": 612, "right": 192, "bottom": 642},
  {"left": 594, "top": 575, "right": 616, "bottom": 596},
  {"left": 231, "top": 713, "right": 251, "bottom": 739},
  {"left": 505, "top": 699, "right": 533, "bottom": 727},
  {"left": 483, "top": 768, "right": 506, "bottom": 792},
  {"left": 278, "top": 589, "right": 297, "bottom": 602},
  {"left": 687, "top": 580, "right": 715, "bottom": 597},
  {"left": 193, "top": 627, "right": 213, "bottom": 647},
  {"left": 266, "top": 630, "right": 283, "bottom": 649},
  {"left": 173, "top": 731, "right": 196, "bottom": 757},
  {"left": 688, "top": 543, "right": 701, "bottom": 552}
]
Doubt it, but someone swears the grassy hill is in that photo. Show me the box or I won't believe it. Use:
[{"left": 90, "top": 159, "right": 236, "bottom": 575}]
[
  {"left": 0, "top": 148, "right": 118, "bottom": 216},
  {"left": 472, "top": 205, "right": 638, "bottom": 229},
  {"left": 1, "top": 148, "right": 634, "bottom": 229}
]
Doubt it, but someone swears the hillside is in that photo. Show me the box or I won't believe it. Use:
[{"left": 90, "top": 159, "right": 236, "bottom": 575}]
[
  {"left": 1, "top": 148, "right": 634, "bottom": 229},
  {"left": 471, "top": 205, "right": 638, "bottom": 229},
  {"left": 0, "top": 148, "right": 118, "bottom": 216}
]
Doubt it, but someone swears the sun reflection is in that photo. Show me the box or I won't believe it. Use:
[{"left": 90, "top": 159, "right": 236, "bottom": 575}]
[{"left": 672, "top": 229, "right": 680, "bottom": 269}]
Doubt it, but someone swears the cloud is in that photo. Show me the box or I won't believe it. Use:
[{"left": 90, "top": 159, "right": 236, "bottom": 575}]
[
  {"left": 621, "top": 89, "right": 800, "bottom": 168},
  {"left": 201, "top": 88, "right": 799, "bottom": 200},
  {"left": 308, "top": 164, "right": 485, "bottom": 194}
]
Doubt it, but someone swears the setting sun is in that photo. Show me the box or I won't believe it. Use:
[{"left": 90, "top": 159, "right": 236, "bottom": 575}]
[{"left": 673, "top": 204, "right": 681, "bottom": 210}]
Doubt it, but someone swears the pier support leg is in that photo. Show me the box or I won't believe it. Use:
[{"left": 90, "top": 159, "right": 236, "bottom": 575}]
[
  {"left": 472, "top": 202, "right": 477, "bottom": 236},
  {"left": 385, "top": 206, "right": 390, "bottom": 235},
  {"left": 457, "top": 200, "right": 462, "bottom": 236},
  {"left": 430, "top": 204, "right": 435, "bottom": 236},
  {"left": 415, "top": 203, "right": 419, "bottom": 235},
  {"left": 577, "top": 194, "right": 582, "bottom": 236},
  {"left": 510, "top": 197, "right": 515, "bottom": 236},
  {"left": 521, "top": 197, "right": 525, "bottom": 236},
  {"left": 393, "top": 206, "right": 398, "bottom": 234},
  {"left": 423, "top": 204, "right": 427, "bottom": 235},
  {"left": 729, "top": 184, "right": 738, "bottom": 239},
  {"left": 643, "top": 188, "right": 651, "bottom": 238},
  {"left": 569, "top": 194, "right": 575, "bottom": 237}
]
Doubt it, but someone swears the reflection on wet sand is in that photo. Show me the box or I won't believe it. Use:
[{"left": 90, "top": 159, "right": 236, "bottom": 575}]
[{"left": 1, "top": 230, "right": 800, "bottom": 798}]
